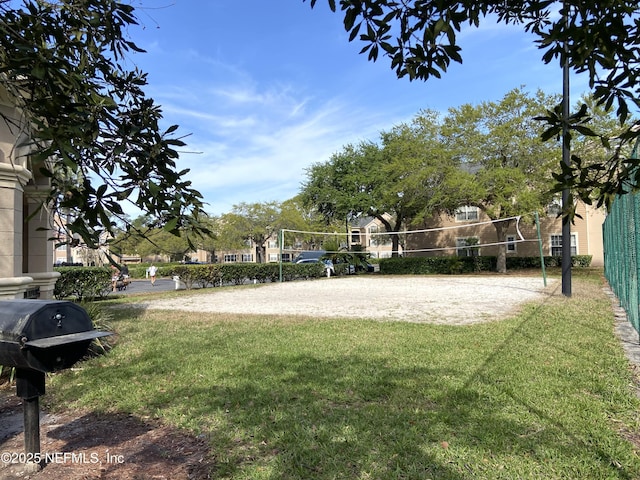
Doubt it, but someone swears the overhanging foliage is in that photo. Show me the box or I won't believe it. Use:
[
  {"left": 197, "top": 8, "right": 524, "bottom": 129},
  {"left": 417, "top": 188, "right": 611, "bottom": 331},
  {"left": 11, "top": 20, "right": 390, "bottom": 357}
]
[
  {"left": 0, "top": 0, "right": 207, "bottom": 248},
  {"left": 306, "top": 0, "right": 640, "bottom": 208}
]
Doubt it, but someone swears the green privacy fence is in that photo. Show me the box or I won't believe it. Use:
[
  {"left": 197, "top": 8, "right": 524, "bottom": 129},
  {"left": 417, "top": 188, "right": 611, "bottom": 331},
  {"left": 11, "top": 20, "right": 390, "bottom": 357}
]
[{"left": 603, "top": 140, "right": 640, "bottom": 336}]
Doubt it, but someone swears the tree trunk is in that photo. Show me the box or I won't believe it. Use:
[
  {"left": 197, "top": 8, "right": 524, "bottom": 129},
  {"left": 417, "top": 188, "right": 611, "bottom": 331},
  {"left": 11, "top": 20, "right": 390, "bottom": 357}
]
[
  {"left": 373, "top": 213, "right": 401, "bottom": 257},
  {"left": 492, "top": 219, "right": 513, "bottom": 273},
  {"left": 255, "top": 245, "right": 265, "bottom": 263},
  {"left": 391, "top": 234, "right": 400, "bottom": 257}
]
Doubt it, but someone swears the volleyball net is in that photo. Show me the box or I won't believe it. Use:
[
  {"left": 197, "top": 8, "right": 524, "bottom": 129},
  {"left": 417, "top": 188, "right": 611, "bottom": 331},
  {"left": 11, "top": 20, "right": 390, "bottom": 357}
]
[{"left": 280, "top": 215, "right": 541, "bottom": 259}]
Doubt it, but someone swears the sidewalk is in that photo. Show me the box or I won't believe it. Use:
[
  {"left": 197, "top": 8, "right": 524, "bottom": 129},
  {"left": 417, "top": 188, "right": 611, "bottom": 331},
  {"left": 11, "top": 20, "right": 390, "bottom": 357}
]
[
  {"left": 108, "top": 278, "right": 177, "bottom": 296},
  {"left": 607, "top": 287, "right": 640, "bottom": 396}
]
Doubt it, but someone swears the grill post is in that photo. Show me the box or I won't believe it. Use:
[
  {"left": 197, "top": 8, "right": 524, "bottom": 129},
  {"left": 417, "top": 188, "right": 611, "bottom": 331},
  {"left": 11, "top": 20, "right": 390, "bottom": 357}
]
[
  {"left": 23, "top": 398, "right": 40, "bottom": 456},
  {"left": 16, "top": 368, "right": 45, "bottom": 462},
  {"left": 0, "top": 300, "right": 112, "bottom": 472}
]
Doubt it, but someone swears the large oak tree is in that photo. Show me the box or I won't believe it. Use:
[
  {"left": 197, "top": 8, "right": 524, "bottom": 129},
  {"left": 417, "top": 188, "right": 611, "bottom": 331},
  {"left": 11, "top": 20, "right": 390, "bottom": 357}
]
[
  {"left": 218, "top": 202, "right": 284, "bottom": 264},
  {"left": 442, "top": 88, "right": 560, "bottom": 272},
  {"left": 301, "top": 110, "right": 461, "bottom": 256},
  {"left": 305, "top": 0, "right": 640, "bottom": 208}
]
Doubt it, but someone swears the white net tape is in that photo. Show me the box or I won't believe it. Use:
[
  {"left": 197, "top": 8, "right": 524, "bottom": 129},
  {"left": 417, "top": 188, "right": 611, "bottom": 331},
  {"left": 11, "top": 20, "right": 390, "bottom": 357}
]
[{"left": 281, "top": 215, "right": 536, "bottom": 257}]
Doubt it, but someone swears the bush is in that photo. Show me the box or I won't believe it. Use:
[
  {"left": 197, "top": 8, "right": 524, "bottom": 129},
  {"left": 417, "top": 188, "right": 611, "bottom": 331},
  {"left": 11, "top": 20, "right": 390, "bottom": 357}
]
[
  {"left": 380, "top": 255, "right": 592, "bottom": 275},
  {"left": 78, "top": 301, "right": 116, "bottom": 357},
  {"left": 54, "top": 267, "right": 112, "bottom": 300},
  {"left": 379, "top": 256, "right": 493, "bottom": 274},
  {"left": 168, "top": 262, "right": 327, "bottom": 289},
  {"left": 170, "top": 265, "right": 219, "bottom": 289}
]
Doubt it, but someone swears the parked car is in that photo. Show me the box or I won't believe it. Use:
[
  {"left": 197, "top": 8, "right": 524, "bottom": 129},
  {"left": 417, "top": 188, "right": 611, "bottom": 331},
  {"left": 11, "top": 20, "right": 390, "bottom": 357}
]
[
  {"left": 295, "top": 256, "right": 335, "bottom": 276},
  {"left": 361, "top": 262, "right": 376, "bottom": 273},
  {"left": 293, "top": 250, "right": 327, "bottom": 263}
]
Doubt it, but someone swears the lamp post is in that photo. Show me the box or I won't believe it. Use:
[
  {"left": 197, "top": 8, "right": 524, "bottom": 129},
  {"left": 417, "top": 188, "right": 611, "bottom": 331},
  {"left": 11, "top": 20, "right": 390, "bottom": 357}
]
[{"left": 561, "top": 0, "right": 572, "bottom": 297}]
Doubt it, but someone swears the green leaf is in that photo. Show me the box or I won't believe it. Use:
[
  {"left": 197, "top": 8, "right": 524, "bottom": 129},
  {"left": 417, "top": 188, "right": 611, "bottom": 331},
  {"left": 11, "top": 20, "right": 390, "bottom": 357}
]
[{"left": 163, "top": 216, "right": 179, "bottom": 233}]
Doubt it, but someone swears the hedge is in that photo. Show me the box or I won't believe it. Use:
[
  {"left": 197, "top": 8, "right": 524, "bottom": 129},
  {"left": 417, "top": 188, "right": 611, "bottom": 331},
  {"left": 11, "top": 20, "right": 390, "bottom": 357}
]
[
  {"left": 54, "top": 267, "right": 112, "bottom": 300},
  {"left": 379, "top": 255, "right": 592, "bottom": 275},
  {"left": 55, "top": 255, "right": 588, "bottom": 298},
  {"left": 169, "top": 262, "right": 326, "bottom": 289}
]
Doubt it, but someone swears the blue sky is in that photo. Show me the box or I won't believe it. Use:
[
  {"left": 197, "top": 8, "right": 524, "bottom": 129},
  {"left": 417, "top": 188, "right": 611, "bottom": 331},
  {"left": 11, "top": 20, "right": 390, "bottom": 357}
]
[{"left": 123, "top": 1, "right": 591, "bottom": 216}]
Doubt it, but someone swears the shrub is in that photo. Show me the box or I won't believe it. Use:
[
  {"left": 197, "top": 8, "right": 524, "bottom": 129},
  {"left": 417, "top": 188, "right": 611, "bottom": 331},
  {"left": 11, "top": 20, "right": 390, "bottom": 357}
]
[
  {"left": 168, "top": 262, "right": 327, "bottom": 289},
  {"left": 54, "top": 267, "right": 112, "bottom": 300},
  {"left": 78, "top": 301, "right": 116, "bottom": 357},
  {"left": 170, "top": 264, "right": 224, "bottom": 289},
  {"left": 380, "top": 255, "right": 591, "bottom": 275}
]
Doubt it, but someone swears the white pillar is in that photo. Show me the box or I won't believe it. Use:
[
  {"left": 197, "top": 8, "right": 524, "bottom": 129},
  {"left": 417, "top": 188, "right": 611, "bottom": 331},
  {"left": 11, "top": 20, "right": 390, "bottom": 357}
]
[{"left": 0, "top": 163, "right": 34, "bottom": 298}]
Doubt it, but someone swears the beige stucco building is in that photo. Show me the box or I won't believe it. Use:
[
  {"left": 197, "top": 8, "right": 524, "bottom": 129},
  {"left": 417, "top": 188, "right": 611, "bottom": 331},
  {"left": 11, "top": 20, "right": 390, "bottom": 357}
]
[
  {"left": 0, "top": 89, "right": 58, "bottom": 299},
  {"left": 202, "top": 216, "right": 400, "bottom": 264},
  {"left": 407, "top": 202, "right": 606, "bottom": 266}
]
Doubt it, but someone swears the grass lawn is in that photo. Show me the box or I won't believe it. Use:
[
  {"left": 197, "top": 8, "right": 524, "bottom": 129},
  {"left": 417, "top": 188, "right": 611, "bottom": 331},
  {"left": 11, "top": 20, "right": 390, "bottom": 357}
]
[{"left": 46, "top": 272, "right": 640, "bottom": 479}]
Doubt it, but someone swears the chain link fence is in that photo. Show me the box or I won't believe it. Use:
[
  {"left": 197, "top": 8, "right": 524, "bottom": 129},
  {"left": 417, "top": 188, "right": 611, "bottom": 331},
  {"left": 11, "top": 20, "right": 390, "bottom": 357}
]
[{"left": 603, "top": 140, "right": 640, "bottom": 335}]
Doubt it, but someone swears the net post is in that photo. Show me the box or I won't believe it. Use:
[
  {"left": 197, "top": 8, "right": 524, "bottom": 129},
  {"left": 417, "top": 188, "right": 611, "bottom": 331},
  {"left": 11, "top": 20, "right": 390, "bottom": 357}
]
[
  {"left": 279, "top": 229, "right": 284, "bottom": 283},
  {"left": 535, "top": 212, "right": 547, "bottom": 287}
]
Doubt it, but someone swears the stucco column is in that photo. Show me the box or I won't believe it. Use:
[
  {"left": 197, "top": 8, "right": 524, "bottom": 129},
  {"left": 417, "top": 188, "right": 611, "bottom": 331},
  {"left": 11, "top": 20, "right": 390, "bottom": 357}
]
[
  {"left": 23, "top": 186, "right": 59, "bottom": 298},
  {"left": 0, "top": 162, "right": 33, "bottom": 298}
]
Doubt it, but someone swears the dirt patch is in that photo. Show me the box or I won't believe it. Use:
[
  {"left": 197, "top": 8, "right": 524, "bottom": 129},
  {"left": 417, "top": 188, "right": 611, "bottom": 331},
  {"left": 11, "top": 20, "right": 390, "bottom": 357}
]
[
  {"left": 0, "top": 391, "right": 214, "bottom": 479},
  {"left": 144, "top": 275, "right": 557, "bottom": 325}
]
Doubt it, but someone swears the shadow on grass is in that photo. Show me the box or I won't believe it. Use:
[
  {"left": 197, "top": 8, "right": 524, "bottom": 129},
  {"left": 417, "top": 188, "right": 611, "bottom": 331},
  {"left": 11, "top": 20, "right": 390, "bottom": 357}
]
[{"left": 157, "top": 350, "right": 631, "bottom": 479}]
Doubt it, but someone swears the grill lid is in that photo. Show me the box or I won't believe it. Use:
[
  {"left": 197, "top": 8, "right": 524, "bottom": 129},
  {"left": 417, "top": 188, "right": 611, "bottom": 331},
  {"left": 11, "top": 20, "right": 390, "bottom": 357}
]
[
  {"left": 0, "top": 299, "right": 94, "bottom": 342},
  {"left": 0, "top": 299, "right": 112, "bottom": 372}
]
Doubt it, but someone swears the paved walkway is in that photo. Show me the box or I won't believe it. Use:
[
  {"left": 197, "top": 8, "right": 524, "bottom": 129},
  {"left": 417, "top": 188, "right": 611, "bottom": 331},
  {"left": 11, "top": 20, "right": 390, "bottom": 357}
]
[
  {"left": 108, "top": 278, "right": 178, "bottom": 296},
  {"left": 607, "top": 288, "right": 640, "bottom": 385}
]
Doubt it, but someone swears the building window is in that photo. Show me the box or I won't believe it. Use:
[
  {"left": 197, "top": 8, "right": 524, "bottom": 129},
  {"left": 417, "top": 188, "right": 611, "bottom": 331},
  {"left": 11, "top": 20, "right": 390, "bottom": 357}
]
[
  {"left": 506, "top": 235, "right": 516, "bottom": 253},
  {"left": 456, "top": 237, "right": 480, "bottom": 257},
  {"left": 351, "top": 230, "right": 361, "bottom": 244},
  {"left": 224, "top": 254, "right": 238, "bottom": 263},
  {"left": 241, "top": 254, "right": 253, "bottom": 262},
  {"left": 455, "top": 206, "right": 479, "bottom": 222},
  {"left": 369, "top": 225, "right": 391, "bottom": 246},
  {"left": 550, "top": 234, "right": 577, "bottom": 256},
  {"left": 268, "top": 240, "right": 278, "bottom": 249}
]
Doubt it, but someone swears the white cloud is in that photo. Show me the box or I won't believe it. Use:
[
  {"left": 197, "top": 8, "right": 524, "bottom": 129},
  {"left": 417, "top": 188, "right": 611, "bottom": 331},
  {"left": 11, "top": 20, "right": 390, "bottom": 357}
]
[{"left": 162, "top": 87, "right": 391, "bottom": 215}]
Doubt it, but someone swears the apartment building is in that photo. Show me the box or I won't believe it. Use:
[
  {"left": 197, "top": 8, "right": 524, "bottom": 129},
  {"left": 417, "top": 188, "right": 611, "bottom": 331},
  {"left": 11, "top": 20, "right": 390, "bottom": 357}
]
[{"left": 406, "top": 201, "right": 605, "bottom": 266}]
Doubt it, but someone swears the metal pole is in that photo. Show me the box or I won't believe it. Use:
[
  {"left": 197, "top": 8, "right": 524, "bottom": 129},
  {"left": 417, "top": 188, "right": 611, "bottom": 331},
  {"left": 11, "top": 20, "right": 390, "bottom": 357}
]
[
  {"left": 535, "top": 212, "right": 547, "bottom": 287},
  {"left": 16, "top": 369, "right": 45, "bottom": 465},
  {"left": 23, "top": 398, "right": 40, "bottom": 456},
  {"left": 561, "top": 1, "right": 572, "bottom": 297},
  {"left": 279, "top": 229, "right": 283, "bottom": 283}
]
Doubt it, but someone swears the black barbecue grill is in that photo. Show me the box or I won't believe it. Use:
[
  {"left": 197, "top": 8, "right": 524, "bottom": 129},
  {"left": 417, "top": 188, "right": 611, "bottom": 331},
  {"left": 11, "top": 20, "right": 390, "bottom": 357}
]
[
  {"left": 0, "top": 299, "right": 112, "bottom": 466},
  {"left": 0, "top": 299, "right": 111, "bottom": 372}
]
